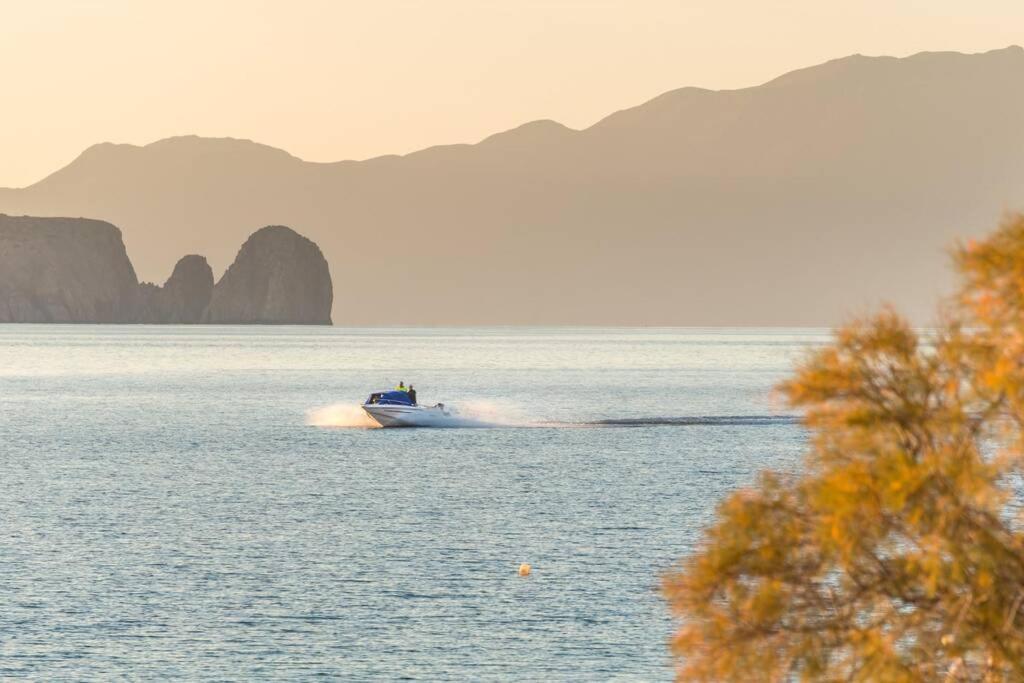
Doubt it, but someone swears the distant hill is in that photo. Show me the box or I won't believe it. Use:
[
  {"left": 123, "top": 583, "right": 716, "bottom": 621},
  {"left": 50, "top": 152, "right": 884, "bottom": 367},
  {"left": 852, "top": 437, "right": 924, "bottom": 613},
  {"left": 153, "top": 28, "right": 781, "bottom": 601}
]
[{"left": 2, "top": 46, "right": 1023, "bottom": 325}]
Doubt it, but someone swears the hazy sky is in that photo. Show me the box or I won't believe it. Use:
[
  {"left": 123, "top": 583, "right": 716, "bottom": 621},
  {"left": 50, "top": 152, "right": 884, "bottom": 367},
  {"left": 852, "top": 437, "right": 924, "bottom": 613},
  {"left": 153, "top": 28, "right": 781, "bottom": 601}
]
[{"left": 2, "top": 0, "right": 1021, "bottom": 187}]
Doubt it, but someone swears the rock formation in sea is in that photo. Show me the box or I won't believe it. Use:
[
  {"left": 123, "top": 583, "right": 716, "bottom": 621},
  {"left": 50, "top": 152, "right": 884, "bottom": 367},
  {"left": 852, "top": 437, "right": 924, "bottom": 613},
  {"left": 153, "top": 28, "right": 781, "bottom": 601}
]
[
  {"left": 136, "top": 254, "right": 214, "bottom": 323},
  {"left": 0, "top": 215, "right": 332, "bottom": 324},
  {"left": 0, "top": 214, "right": 139, "bottom": 322},
  {"left": 204, "top": 225, "right": 333, "bottom": 324}
]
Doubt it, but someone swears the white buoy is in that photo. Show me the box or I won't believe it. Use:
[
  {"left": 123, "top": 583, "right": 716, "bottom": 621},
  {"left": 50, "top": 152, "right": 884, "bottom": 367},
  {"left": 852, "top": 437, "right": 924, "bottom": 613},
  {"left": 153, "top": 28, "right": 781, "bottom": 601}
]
[{"left": 518, "top": 563, "right": 532, "bottom": 577}]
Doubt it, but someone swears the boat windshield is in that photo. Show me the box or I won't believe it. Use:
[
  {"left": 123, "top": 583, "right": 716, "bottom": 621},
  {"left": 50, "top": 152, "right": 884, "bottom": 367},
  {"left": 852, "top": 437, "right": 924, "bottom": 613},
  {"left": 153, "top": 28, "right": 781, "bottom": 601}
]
[{"left": 365, "top": 391, "right": 414, "bottom": 406}]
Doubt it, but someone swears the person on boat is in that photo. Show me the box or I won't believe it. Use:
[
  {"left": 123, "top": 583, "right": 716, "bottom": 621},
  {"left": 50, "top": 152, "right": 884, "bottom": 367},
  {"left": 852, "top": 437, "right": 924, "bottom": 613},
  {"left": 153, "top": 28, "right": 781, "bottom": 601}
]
[
  {"left": 408, "top": 385, "right": 417, "bottom": 405},
  {"left": 396, "top": 381, "right": 407, "bottom": 392}
]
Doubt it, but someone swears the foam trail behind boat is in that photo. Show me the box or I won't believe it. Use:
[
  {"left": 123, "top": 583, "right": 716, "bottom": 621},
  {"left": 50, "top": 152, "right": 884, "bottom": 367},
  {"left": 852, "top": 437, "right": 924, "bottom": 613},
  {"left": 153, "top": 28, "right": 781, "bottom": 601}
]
[
  {"left": 306, "top": 401, "right": 799, "bottom": 430},
  {"left": 588, "top": 415, "right": 800, "bottom": 427},
  {"left": 454, "top": 399, "right": 534, "bottom": 427}
]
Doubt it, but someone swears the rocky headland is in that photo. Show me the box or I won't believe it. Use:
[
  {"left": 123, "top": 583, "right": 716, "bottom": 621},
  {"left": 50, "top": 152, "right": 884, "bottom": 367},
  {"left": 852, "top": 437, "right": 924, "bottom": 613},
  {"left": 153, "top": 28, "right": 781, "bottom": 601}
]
[
  {"left": 0, "top": 215, "right": 332, "bottom": 324},
  {"left": 136, "top": 254, "right": 214, "bottom": 323},
  {"left": 0, "top": 215, "right": 139, "bottom": 322},
  {"left": 205, "top": 226, "right": 333, "bottom": 324}
]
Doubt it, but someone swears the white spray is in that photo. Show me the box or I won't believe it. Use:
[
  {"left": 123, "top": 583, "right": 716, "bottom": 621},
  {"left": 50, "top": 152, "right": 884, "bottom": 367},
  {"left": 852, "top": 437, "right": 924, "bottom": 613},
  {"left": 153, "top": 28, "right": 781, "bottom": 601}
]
[
  {"left": 305, "top": 403, "right": 381, "bottom": 428},
  {"left": 453, "top": 399, "right": 535, "bottom": 426}
]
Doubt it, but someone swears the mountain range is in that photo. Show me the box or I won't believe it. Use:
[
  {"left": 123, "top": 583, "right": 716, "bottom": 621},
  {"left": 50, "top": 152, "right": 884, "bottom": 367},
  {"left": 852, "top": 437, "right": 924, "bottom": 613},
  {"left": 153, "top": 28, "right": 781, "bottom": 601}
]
[{"left": 2, "top": 46, "right": 1023, "bottom": 325}]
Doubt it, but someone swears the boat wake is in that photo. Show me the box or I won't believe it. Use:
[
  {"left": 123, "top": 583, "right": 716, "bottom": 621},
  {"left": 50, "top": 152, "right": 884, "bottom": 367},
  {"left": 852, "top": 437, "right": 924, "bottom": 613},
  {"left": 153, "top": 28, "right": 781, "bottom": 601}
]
[
  {"left": 583, "top": 415, "right": 800, "bottom": 427},
  {"left": 307, "top": 403, "right": 799, "bottom": 430}
]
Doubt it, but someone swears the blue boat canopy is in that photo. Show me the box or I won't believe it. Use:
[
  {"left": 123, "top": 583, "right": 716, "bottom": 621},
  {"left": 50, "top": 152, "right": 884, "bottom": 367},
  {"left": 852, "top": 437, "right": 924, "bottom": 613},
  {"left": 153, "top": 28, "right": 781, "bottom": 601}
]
[{"left": 366, "top": 390, "right": 414, "bottom": 406}]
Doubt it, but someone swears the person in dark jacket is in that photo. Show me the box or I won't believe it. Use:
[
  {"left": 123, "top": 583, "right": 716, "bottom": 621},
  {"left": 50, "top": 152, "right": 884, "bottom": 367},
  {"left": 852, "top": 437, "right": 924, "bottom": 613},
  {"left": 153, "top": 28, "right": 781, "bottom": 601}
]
[{"left": 408, "top": 385, "right": 418, "bottom": 404}]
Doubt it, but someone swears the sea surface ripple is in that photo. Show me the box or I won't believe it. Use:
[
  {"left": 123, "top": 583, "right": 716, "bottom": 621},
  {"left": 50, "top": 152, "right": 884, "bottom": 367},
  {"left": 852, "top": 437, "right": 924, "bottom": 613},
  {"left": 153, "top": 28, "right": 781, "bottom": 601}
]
[{"left": 0, "top": 325, "right": 820, "bottom": 680}]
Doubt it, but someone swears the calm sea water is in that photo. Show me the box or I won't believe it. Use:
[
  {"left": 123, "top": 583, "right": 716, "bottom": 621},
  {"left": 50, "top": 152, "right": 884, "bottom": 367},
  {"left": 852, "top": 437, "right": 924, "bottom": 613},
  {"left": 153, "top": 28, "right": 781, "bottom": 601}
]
[{"left": 0, "top": 326, "right": 824, "bottom": 680}]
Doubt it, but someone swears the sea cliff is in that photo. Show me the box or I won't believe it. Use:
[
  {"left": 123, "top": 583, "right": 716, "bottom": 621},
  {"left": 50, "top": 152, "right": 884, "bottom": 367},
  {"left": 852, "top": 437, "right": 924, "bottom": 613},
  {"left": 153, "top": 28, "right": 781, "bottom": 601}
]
[
  {"left": 205, "top": 226, "right": 332, "bottom": 324},
  {"left": 0, "top": 215, "right": 139, "bottom": 322},
  {"left": 0, "top": 214, "right": 332, "bottom": 324}
]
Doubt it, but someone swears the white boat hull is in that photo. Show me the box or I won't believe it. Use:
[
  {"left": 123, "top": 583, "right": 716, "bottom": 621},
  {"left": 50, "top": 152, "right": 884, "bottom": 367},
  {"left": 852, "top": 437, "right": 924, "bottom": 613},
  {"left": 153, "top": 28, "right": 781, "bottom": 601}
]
[{"left": 362, "top": 404, "right": 462, "bottom": 428}]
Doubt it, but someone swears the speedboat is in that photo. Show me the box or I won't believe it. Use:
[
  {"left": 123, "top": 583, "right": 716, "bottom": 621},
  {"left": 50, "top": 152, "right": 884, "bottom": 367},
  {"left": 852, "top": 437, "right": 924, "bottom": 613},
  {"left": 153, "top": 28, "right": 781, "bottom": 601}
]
[{"left": 362, "top": 390, "right": 458, "bottom": 428}]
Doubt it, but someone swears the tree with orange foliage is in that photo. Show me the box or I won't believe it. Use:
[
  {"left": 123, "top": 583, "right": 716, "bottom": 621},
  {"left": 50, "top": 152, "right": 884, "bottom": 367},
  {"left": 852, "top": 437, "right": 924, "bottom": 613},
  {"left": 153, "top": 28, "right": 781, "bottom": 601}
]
[{"left": 663, "top": 215, "right": 1024, "bottom": 681}]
